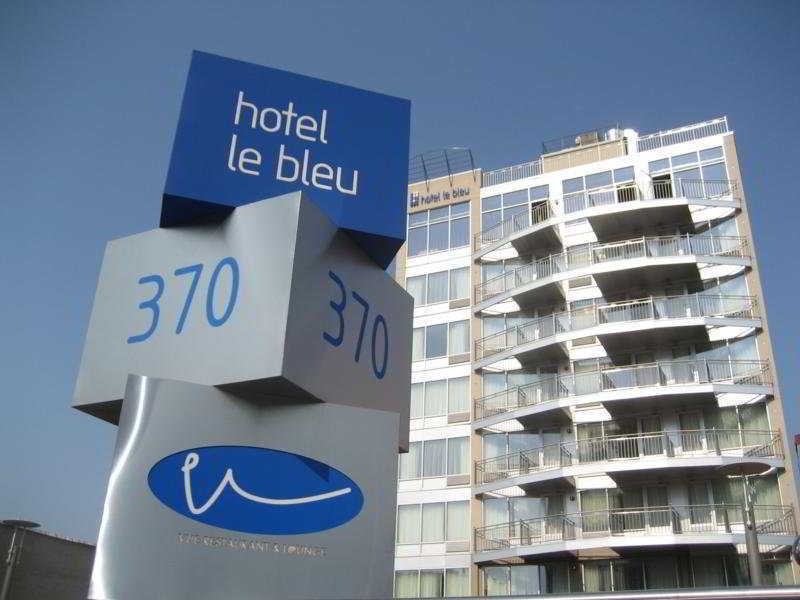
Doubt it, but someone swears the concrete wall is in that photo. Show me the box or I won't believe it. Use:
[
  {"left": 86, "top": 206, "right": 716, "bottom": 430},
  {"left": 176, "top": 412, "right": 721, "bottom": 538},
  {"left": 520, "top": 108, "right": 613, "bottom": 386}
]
[{"left": 0, "top": 525, "right": 94, "bottom": 600}]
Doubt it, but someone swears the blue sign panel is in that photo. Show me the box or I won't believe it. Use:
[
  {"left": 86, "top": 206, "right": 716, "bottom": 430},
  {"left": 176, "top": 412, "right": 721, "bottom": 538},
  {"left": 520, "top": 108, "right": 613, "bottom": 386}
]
[
  {"left": 148, "top": 446, "right": 364, "bottom": 535},
  {"left": 163, "top": 51, "right": 411, "bottom": 269}
]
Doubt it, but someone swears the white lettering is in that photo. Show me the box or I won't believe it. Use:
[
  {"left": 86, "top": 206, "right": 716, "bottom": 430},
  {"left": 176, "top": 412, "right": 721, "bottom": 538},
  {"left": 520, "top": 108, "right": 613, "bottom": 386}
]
[
  {"left": 319, "top": 110, "right": 328, "bottom": 144},
  {"left": 335, "top": 168, "right": 358, "bottom": 196},
  {"left": 281, "top": 101, "right": 298, "bottom": 137},
  {"left": 238, "top": 148, "right": 261, "bottom": 176},
  {"left": 259, "top": 108, "right": 281, "bottom": 133},
  {"left": 312, "top": 163, "right": 334, "bottom": 190},
  {"left": 301, "top": 149, "right": 311, "bottom": 185},
  {"left": 234, "top": 91, "right": 258, "bottom": 128},
  {"left": 296, "top": 115, "right": 318, "bottom": 141},
  {"left": 276, "top": 144, "right": 299, "bottom": 182}
]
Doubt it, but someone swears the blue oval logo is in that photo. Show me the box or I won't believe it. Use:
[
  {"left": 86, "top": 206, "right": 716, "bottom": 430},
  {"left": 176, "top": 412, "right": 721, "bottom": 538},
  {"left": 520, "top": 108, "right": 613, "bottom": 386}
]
[{"left": 147, "top": 446, "right": 364, "bottom": 535}]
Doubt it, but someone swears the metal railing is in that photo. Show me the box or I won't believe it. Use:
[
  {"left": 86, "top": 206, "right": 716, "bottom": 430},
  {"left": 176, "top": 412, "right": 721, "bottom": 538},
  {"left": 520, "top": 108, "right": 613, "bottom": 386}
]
[
  {"left": 474, "top": 200, "right": 554, "bottom": 250},
  {"left": 474, "top": 503, "right": 794, "bottom": 552},
  {"left": 637, "top": 117, "right": 729, "bottom": 153},
  {"left": 474, "top": 359, "right": 771, "bottom": 420},
  {"left": 473, "top": 178, "right": 738, "bottom": 252},
  {"left": 474, "top": 233, "right": 748, "bottom": 305},
  {"left": 542, "top": 125, "right": 623, "bottom": 154},
  {"left": 481, "top": 159, "right": 543, "bottom": 187},
  {"left": 474, "top": 293, "right": 759, "bottom": 362},
  {"left": 474, "top": 429, "right": 781, "bottom": 486}
]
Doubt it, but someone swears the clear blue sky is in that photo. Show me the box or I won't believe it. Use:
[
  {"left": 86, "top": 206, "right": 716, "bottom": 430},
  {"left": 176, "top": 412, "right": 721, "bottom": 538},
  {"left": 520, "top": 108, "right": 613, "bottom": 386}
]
[{"left": 1, "top": 0, "right": 799, "bottom": 543}]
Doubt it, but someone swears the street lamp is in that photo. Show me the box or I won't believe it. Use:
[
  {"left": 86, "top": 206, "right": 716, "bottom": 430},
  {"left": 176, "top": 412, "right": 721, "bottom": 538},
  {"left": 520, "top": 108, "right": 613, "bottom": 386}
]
[
  {"left": 0, "top": 519, "right": 40, "bottom": 600},
  {"left": 717, "top": 463, "right": 766, "bottom": 586}
]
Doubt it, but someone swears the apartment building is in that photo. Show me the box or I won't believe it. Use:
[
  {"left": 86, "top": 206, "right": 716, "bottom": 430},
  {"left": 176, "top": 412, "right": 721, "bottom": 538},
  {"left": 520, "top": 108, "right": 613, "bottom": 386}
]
[{"left": 392, "top": 118, "right": 798, "bottom": 596}]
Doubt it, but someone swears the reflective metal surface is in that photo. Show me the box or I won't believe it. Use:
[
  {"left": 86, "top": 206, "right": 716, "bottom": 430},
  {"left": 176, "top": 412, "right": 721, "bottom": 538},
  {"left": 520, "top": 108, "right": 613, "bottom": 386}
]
[{"left": 89, "top": 375, "right": 398, "bottom": 600}]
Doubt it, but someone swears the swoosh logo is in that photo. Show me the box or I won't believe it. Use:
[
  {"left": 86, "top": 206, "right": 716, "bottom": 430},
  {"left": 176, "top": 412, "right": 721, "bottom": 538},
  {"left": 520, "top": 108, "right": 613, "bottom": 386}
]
[
  {"left": 181, "top": 452, "right": 352, "bottom": 514},
  {"left": 148, "top": 446, "right": 364, "bottom": 534}
]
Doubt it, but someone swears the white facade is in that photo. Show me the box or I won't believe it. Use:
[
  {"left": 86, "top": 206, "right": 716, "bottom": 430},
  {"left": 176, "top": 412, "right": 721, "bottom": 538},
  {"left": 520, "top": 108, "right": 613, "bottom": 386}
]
[{"left": 394, "top": 118, "right": 798, "bottom": 597}]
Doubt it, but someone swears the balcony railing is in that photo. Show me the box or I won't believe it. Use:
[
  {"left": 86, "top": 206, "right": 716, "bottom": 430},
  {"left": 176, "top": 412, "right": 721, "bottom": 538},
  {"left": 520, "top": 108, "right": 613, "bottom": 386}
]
[
  {"left": 474, "top": 429, "right": 782, "bottom": 486},
  {"left": 473, "top": 179, "right": 738, "bottom": 253},
  {"left": 474, "top": 359, "right": 771, "bottom": 420},
  {"left": 636, "top": 117, "right": 729, "bottom": 153},
  {"left": 481, "top": 159, "right": 543, "bottom": 187},
  {"left": 474, "top": 503, "right": 795, "bottom": 552},
  {"left": 474, "top": 293, "right": 759, "bottom": 362},
  {"left": 475, "top": 234, "right": 748, "bottom": 306}
]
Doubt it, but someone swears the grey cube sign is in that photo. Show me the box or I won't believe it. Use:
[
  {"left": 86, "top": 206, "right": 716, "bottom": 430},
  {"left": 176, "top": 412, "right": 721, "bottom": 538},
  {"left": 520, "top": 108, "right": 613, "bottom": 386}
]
[
  {"left": 74, "top": 192, "right": 412, "bottom": 448},
  {"left": 89, "top": 375, "right": 399, "bottom": 600}
]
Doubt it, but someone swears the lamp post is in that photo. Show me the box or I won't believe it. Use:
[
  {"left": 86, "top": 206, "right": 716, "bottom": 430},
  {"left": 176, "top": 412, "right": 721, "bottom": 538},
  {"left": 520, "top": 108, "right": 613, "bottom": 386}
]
[
  {"left": 742, "top": 476, "right": 763, "bottom": 586},
  {"left": 717, "top": 463, "right": 764, "bottom": 586},
  {"left": 0, "top": 520, "right": 40, "bottom": 600}
]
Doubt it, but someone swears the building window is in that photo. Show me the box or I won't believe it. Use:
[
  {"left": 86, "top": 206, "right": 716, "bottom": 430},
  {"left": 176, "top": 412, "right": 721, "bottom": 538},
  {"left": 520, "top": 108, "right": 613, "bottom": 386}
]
[
  {"left": 448, "top": 321, "right": 470, "bottom": 355},
  {"left": 563, "top": 167, "right": 635, "bottom": 213},
  {"left": 394, "top": 571, "right": 419, "bottom": 597},
  {"left": 395, "top": 501, "right": 470, "bottom": 545},
  {"left": 396, "top": 505, "right": 421, "bottom": 543},
  {"left": 406, "top": 267, "right": 470, "bottom": 307},
  {"left": 421, "top": 503, "right": 445, "bottom": 542},
  {"left": 427, "top": 271, "right": 449, "bottom": 304},
  {"left": 407, "top": 202, "right": 470, "bottom": 257},
  {"left": 395, "top": 568, "right": 471, "bottom": 598},
  {"left": 410, "top": 377, "right": 470, "bottom": 419},
  {"left": 480, "top": 186, "right": 550, "bottom": 233},
  {"left": 448, "top": 376, "right": 470, "bottom": 413},
  {"left": 398, "top": 441, "right": 422, "bottom": 480},
  {"left": 447, "top": 437, "right": 469, "bottom": 475},
  {"left": 398, "top": 437, "right": 469, "bottom": 480},
  {"left": 649, "top": 146, "right": 729, "bottom": 199},
  {"left": 449, "top": 267, "right": 470, "bottom": 300},
  {"left": 423, "top": 439, "right": 446, "bottom": 476},
  {"left": 425, "top": 324, "right": 447, "bottom": 358},
  {"left": 412, "top": 320, "right": 471, "bottom": 361}
]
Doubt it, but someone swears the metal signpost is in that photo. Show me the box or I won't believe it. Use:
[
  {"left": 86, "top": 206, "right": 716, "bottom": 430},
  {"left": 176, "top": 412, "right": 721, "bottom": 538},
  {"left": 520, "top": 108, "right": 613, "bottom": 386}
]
[{"left": 75, "top": 51, "right": 411, "bottom": 599}]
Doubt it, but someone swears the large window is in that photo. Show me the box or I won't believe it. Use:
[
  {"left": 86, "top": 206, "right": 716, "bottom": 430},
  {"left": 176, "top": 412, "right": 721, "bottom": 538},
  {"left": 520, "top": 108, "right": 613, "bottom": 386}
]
[
  {"left": 410, "top": 376, "right": 470, "bottom": 419},
  {"left": 407, "top": 202, "right": 470, "bottom": 257},
  {"left": 562, "top": 166, "right": 635, "bottom": 213},
  {"left": 412, "top": 320, "right": 470, "bottom": 360},
  {"left": 406, "top": 267, "right": 470, "bottom": 307},
  {"left": 395, "top": 500, "right": 470, "bottom": 544},
  {"left": 648, "top": 145, "right": 729, "bottom": 199},
  {"left": 481, "top": 185, "right": 549, "bottom": 232},
  {"left": 481, "top": 556, "right": 793, "bottom": 596},
  {"left": 394, "top": 568, "right": 470, "bottom": 598},
  {"left": 398, "top": 437, "right": 469, "bottom": 480}
]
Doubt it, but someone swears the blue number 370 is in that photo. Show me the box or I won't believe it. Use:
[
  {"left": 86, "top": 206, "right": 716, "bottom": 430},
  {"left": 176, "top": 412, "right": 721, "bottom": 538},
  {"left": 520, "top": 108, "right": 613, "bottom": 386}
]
[
  {"left": 127, "top": 257, "right": 239, "bottom": 344},
  {"left": 323, "top": 270, "right": 388, "bottom": 380}
]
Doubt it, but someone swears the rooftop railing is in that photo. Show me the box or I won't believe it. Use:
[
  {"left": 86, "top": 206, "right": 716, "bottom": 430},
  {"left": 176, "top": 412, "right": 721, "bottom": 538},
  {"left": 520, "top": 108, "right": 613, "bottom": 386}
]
[
  {"left": 481, "top": 159, "right": 543, "bottom": 187},
  {"left": 474, "top": 359, "right": 771, "bottom": 421},
  {"left": 478, "top": 117, "right": 729, "bottom": 190},
  {"left": 474, "top": 293, "right": 759, "bottom": 362},
  {"left": 474, "top": 429, "right": 782, "bottom": 486},
  {"left": 474, "top": 233, "right": 749, "bottom": 306},
  {"left": 473, "top": 179, "right": 738, "bottom": 252},
  {"left": 637, "top": 117, "right": 729, "bottom": 153},
  {"left": 474, "top": 503, "right": 794, "bottom": 552}
]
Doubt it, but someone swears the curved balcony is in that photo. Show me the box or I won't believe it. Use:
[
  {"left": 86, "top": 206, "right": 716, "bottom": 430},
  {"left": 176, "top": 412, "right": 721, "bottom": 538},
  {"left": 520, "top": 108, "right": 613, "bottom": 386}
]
[
  {"left": 473, "top": 293, "right": 760, "bottom": 370},
  {"left": 473, "top": 180, "right": 740, "bottom": 261},
  {"left": 474, "top": 359, "right": 772, "bottom": 430},
  {"left": 473, "top": 504, "right": 796, "bottom": 562},
  {"left": 474, "top": 233, "right": 749, "bottom": 312},
  {"left": 473, "top": 429, "right": 783, "bottom": 495}
]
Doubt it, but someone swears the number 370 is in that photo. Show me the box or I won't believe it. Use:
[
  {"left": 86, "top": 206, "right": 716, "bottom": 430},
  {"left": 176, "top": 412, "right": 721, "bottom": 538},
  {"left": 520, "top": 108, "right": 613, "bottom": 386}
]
[
  {"left": 127, "top": 257, "right": 239, "bottom": 344},
  {"left": 323, "top": 270, "right": 389, "bottom": 380}
]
